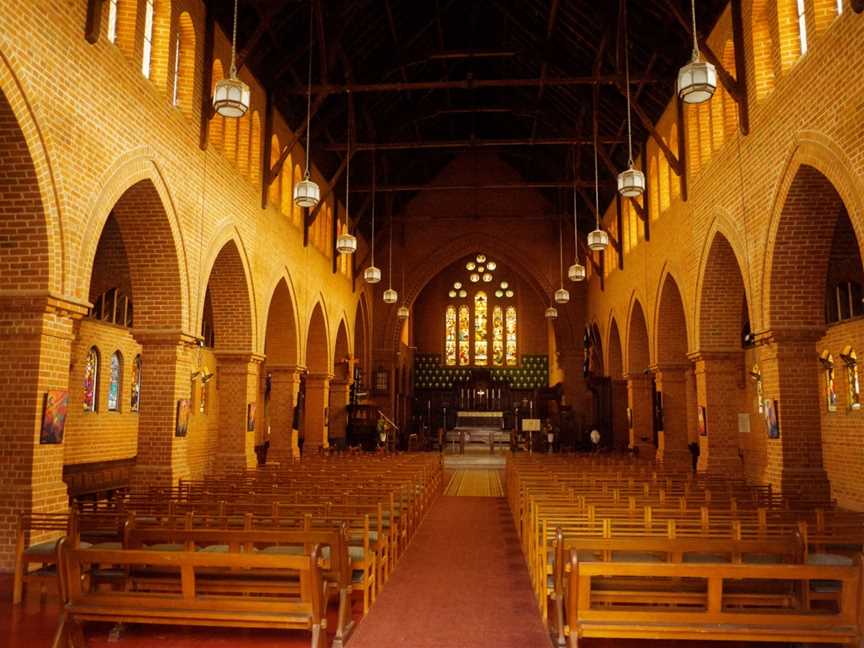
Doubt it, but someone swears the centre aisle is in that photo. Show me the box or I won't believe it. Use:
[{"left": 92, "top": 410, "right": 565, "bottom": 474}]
[{"left": 348, "top": 495, "right": 550, "bottom": 648}]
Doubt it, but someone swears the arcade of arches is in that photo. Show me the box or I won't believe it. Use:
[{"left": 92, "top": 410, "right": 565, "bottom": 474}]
[{"left": 2, "top": 1, "right": 864, "bottom": 646}]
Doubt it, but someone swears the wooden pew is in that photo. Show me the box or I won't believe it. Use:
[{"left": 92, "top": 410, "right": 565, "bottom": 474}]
[
  {"left": 13, "top": 512, "right": 70, "bottom": 604},
  {"left": 52, "top": 538, "right": 329, "bottom": 648}
]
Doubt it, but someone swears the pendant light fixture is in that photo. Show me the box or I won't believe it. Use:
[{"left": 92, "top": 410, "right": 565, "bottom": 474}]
[
  {"left": 568, "top": 150, "right": 587, "bottom": 282},
  {"left": 587, "top": 129, "right": 610, "bottom": 252},
  {"left": 397, "top": 260, "right": 409, "bottom": 320},
  {"left": 545, "top": 306, "right": 559, "bottom": 320},
  {"left": 677, "top": 0, "right": 717, "bottom": 104},
  {"left": 212, "top": 0, "right": 250, "bottom": 118},
  {"left": 383, "top": 210, "right": 398, "bottom": 304},
  {"left": 293, "top": 5, "right": 321, "bottom": 208},
  {"left": 617, "top": 0, "right": 646, "bottom": 198},
  {"left": 554, "top": 211, "right": 570, "bottom": 304},
  {"left": 335, "top": 109, "right": 357, "bottom": 255},
  {"left": 363, "top": 154, "right": 382, "bottom": 283}
]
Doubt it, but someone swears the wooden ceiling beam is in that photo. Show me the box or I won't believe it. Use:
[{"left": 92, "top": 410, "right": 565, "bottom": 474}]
[
  {"left": 615, "top": 82, "right": 682, "bottom": 176},
  {"left": 235, "top": 1, "right": 293, "bottom": 72},
  {"left": 323, "top": 136, "right": 627, "bottom": 152},
  {"left": 350, "top": 180, "right": 616, "bottom": 193}
]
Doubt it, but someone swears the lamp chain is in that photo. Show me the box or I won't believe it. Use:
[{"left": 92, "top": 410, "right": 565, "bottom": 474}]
[
  {"left": 345, "top": 108, "right": 350, "bottom": 223},
  {"left": 304, "top": 3, "right": 314, "bottom": 177},
  {"left": 559, "top": 210, "right": 564, "bottom": 286},
  {"left": 690, "top": 0, "right": 700, "bottom": 58},
  {"left": 593, "top": 128, "right": 600, "bottom": 229},
  {"left": 573, "top": 149, "right": 579, "bottom": 262},
  {"left": 229, "top": 0, "right": 239, "bottom": 77},
  {"left": 624, "top": 0, "right": 634, "bottom": 167},
  {"left": 371, "top": 154, "right": 376, "bottom": 267},
  {"left": 388, "top": 207, "right": 393, "bottom": 289}
]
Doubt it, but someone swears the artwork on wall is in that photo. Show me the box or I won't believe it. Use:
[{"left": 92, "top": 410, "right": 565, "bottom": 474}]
[
  {"left": 130, "top": 354, "right": 142, "bottom": 412},
  {"left": 40, "top": 389, "right": 69, "bottom": 444},
  {"left": 820, "top": 351, "right": 838, "bottom": 412},
  {"left": 175, "top": 399, "right": 190, "bottom": 437},
  {"left": 697, "top": 406, "right": 707, "bottom": 437},
  {"left": 764, "top": 399, "right": 780, "bottom": 439},
  {"left": 750, "top": 364, "right": 763, "bottom": 414},
  {"left": 247, "top": 403, "right": 256, "bottom": 432},
  {"left": 83, "top": 346, "right": 99, "bottom": 412},
  {"left": 841, "top": 347, "right": 861, "bottom": 411},
  {"left": 199, "top": 382, "right": 207, "bottom": 414},
  {"left": 737, "top": 413, "right": 751, "bottom": 434}
]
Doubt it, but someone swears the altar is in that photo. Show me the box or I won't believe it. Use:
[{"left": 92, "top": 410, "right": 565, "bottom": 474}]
[{"left": 446, "top": 410, "right": 510, "bottom": 450}]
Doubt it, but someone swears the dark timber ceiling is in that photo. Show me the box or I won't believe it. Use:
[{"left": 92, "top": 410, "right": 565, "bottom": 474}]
[{"left": 208, "top": 0, "right": 729, "bottom": 234}]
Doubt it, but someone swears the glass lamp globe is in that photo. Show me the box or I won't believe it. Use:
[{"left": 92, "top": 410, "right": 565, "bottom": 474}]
[
  {"left": 482, "top": 273, "right": 493, "bottom": 282},
  {"left": 213, "top": 75, "right": 250, "bottom": 118},
  {"left": 677, "top": 56, "right": 717, "bottom": 104},
  {"left": 397, "top": 305, "right": 410, "bottom": 320},
  {"left": 470, "top": 273, "right": 480, "bottom": 283},
  {"left": 554, "top": 288, "right": 570, "bottom": 304},
  {"left": 363, "top": 265, "right": 382, "bottom": 284},
  {"left": 293, "top": 175, "right": 320, "bottom": 208},
  {"left": 545, "top": 306, "right": 558, "bottom": 320},
  {"left": 454, "top": 282, "right": 462, "bottom": 290},
  {"left": 505, "top": 290, "right": 514, "bottom": 298},
  {"left": 466, "top": 261, "right": 476, "bottom": 271},
  {"left": 500, "top": 281, "right": 509, "bottom": 289},
  {"left": 383, "top": 288, "right": 398, "bottom": 304},
  {"left": 617, "top": 165, "right": 646, "bottom": 198},
  {"left": 495, "top": 290, "right": 504, "bottom": 298},
  {"left": 449, "top": 290, "right": 457, "bottom": 298},
  {"left": 487, "top": 261, "right": 496, "bottom": 271},
  {"left": 587, "top": 228, "right": 609, "bottom": 252},
  {"left": 336, "top": 232, "right": 357, "bottom": 254},
  {"left": 476, "top": 254, "right": 486, "bottom": 263},
  {"left": 568, "top": 262, "right": 586, "bottom": 282},
  {"left": 458, "top": 289, "right": 467, "bottom": 298}
]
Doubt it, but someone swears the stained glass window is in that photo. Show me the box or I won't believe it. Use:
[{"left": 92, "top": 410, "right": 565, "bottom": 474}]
[
  {"left": 108, "top": 351, "right": 122, "bottom": 411},
  {"left": 83, "top": 347, "right": 99, "bottom": 412},
  {"left": 505, "top": 306, "right": 517, "bottom": 366},
  {"left": 474, "top": 292, "right": 488, "bottom": 366},
  {"left": 458, "top": 305, "right": 470, "bottom": 366},
  {"left": 445, "top": 306, "right": 457, "bottom": 366},
  {"left": 492, "top": 306, "right": 504, "bottom": 366},
  {"left": 131, "top": 354, "right": 142, "bottom": 412}
]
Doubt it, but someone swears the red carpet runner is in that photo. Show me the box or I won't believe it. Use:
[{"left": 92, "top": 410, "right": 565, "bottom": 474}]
[{"left": 348, "top": 495, "right": 550, "bottom": 648}]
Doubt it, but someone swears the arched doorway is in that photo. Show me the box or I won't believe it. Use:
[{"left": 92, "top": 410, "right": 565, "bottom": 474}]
[
  {"left": 626, "top": 300, "right": 653, "bottom": 453},
  {"left": 261, "top": 278, "right": 299, "bottom": 462},
  {"left": 303, "top": 302, "right": 331, "bottom": 451}
]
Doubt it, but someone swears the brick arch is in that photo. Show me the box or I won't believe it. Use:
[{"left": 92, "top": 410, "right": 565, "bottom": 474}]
[
  {"left": 698, "top": 232, "right": 750, "bottom": 351},
  {"left": 626, "top": 298, "right": 650, "bottom": 376},
  {"left": 263, "top": 277, "right": 299, "bottom": 365},
  {"left": 607, "top": 316, "right": 624, "bottom": 380},
  {"left": 590, "top": 321, "right": 604, "bottom": 375},
  {"left": 0, "top": 56, "right": 63, "bottom": 293},
  {"left": 764, "top": 138, "right": 864, "bottom": 332},
  {"left": 201, "top": 235, "right": 255, "bottom": 352},
  {"left": 305, "top": 301, "right": 330, "bottom": 374},
  {"left": 333, "top": 318, "right": 350, "bottom": 381},
  {"left": 655, "top": 272, "right": 689, "bottom": 365},
  {"left": 354, "top": 293, "right": 370, "bottom": 372}
]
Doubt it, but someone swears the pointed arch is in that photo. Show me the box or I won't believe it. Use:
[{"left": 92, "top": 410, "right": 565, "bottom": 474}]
[
  {"left": 200, "top": 233, "right": 255, "bottom": 352},
  {"left": 655, "top": 273, "right": 690, "bottom": 365},
  {"left": 626, "top": 298, "right": 651, "bottom": 375},
  {"left": 607, "top": 316, "right": 624, "bottom": 380},
  {"left": 263, "top": 276, "right": 299, "bottom": 366},
  {"left": 173, "top": 11, "right": 196, "bottom": 118},
  {"left": 334, "top": 318, "right": 350, "bottom": 381},
  {"left": 305, "top": 300, "right": 331, "bottom": 374}
]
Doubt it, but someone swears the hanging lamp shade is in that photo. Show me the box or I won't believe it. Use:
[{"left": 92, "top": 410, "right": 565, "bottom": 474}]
[
  {"left": 294, "top": 175, "right": 320, "bottom": 208},
  {"left": 336, "top": 232, "right": 357, "bottom": 255},
  {"left": 617, "top": 165, "right": 646, "bottom": 197},
  {"left": 568, "top": 262, "right": 586, "bottom": 282},
  {"left": 554, "top": 288, "right": 570, "bottom": 304},
  {"left": 383, "top": 288, "right": 398, "bottom": 304},
  {"left": 587, "top": 228, "right": 609, "bottom": 251},
  {"left": 213, "top": 76, "right": 250, "bottom": 118},
  {"left": 677, "top": 56, "right": 717, "bottom": 104},
  {"left": 545, "top": 306, "right": 558, "bottom": 320},
  {"left": 363, "top": 266, "right": 381, "bottom": 284},
  {"left": 397, "top": 305, "right": 410, "bottom": 320}
]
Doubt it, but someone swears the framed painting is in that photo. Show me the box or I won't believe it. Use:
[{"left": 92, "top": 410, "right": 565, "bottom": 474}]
[
  {"left": 40, "top": 389, "right": 69, "bottom": 444},
  {"left": 765, "top": 399, "right": 780, "bottom": 439},
  {"left": 175, "top": 399, "right": 190, "bottom": 437},
  {"left": 247, "top": 403, "right": 256, "bottom": 432}
]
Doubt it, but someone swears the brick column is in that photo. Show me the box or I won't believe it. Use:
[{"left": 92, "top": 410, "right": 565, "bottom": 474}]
[
  {"left": 690, "top": 351, "right": 744, "bottom": 477},
  {"left": 303, "top": 372, "right": 332, "bottom": 452},
  {"left": 266, "top": 364, "right": 303, "bottom": 463},
  {"left": 653, "top": 365, "right": 692, "bottom": 468},
  {"left": 0, "top": 294, "right": 87, "bottom": 571},
  {"left": 132, "top": 330, "right": 198, "bottom": 489},
  {"left": 610, "top": 379, "right": 629, "bottom": 451},
  {"left": 625, "top": 373, "right": 654, "bottom": 455},
  {"left": 328, "top": 379, "right": 351, "bottom": 450},
  {"left": 756, "top": 330, "right": 831, "bottom": 501},
  {"left": 214, "top": 352, "right": 263, "bottom": 472}
]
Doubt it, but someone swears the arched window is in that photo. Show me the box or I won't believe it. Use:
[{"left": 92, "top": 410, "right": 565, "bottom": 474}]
[
  {"left": 173, "top": 12, "right": 196, "bottom": 117},
  {"left": 142, "top": 0, "right": 155, "bottom": 78},
  {"left": 820, "top": 351, "right": 838, "bottom": 412},
  {"left": 106, "top": 0, "right": 119, "bottom": 42},
  {"left": 474, "top": 291, "right": 488, "bottom": 366},
  {"left": 458, "top": 305, "right": 470, "bottom": 366},
  {"left": 237, "top": 112, "right": 251, "bottom": 176},
  {"left": 281, "top": 154, "right": 293, "bottom": 216},
  {"left": 224, "top": 110, "right": 238, "bottom": 163},
  {"left": 505, "top": 306, "right": 517, "bottom": 366},
  {"left": 686, "top": 106, "right": 702, "bottom": 176},
  {"left": 752, "top": 0, "right": 776, "bottom": 101},
  {"left": 250, "top": 112, "right": 262, "bottom": 183},
  {"left": 131, "top": 354, "right": 142, "bottom": 412},
  {"left": 445, "top": 306, "right": 457, "bottom": 366},
  {"left": 269, "top": 134, "right": 281, "bottom": 207},
  {"left": 668, "top": 125, "right": 680, "bottom": 202},
  {"left": 649, "top": 153, "right": 660, "bottom": 221},
  {"left": 796, "top": 0, "right": 809, "bottom": 55},
  {"left": 492, "top": 306, "right": 504, "bottom": 366},
  {"left": 108, "top": 351, "right": 123, "bottom": 412},
  {"left": 83, "top": 346, "right": 100, "bottom": 412},
  {"left": 826, "top": 280, "right": 864, "bottom": 323}
]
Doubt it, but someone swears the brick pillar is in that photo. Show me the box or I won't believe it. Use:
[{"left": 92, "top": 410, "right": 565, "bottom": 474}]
[
  {"left": 303, "top": 372, "right": 332, "bottom": 452},
  {"left": 611, "top": 379, "right": 629, "bottom": 451},
  {"left": 653, "top": 365, "right": 692, "bottom": 468},
  {"left": 214, "top": 352, "right": 263, "bottom": 472},
  {"left": 267, "top": 364, "right": 303, "bottom": 463},
  {"left": 690, "top": 352, "right": 743, "bottom": 477},
  {"left": 0, "top": 295, "right": 86, "bottom": 571},
  {"left": 625, "top": 373, "right": 654, "bottom": 455},
  {"left": 757, "top": 330, "right": 831, "bottom": 501},
  {"left": 328, "top": 380, "right": 351, "bottom": 449},
  {"left": 132, "top": 330, "right": 198, "bottom": 489}
]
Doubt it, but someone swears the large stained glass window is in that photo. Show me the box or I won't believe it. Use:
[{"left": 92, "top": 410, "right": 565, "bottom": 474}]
[
  {"left": 445, "top": 306, "right": 457, "bottom": 366},
  {"left": 108, "top": 351, "right": 122, "bottom": 411},
  {"left": 458, "top": 305, "right": 470, "bottom": 366},
  {"left": 505, "top": 306, "right": 517, "bottom": 366},
  {"left": 131, "top": 354, "right": 142, "bottom": 412},
  {"left": 474, "top": 292, "right": 488, "bottom": 366},
  {"left": 492, "top": 306, "right": 504, "bottom": 366},
  {"left": 83, "top": 346, "right": 99, "bottom": 412}
]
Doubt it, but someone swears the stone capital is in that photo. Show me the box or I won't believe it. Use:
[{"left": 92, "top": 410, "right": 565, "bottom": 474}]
[
  {"left": 214, "top": 350, "right": 267, "bottom": 365},
  {"left": 0, "top": 290, "right": 91, "bottom": 319},
  {"left": 753, "top": 327, "right": 826, "bottom": 347},
  {"left": 307, "top": 372, "right": 334, "bottom": 383},
  {"left": 132, "top": 328, "right": 199, "bottom": 348}
]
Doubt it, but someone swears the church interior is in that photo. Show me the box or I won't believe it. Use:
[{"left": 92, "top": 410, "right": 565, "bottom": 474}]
[{"left": 2, "top": 0, "right": 864, "bottom": 646}]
